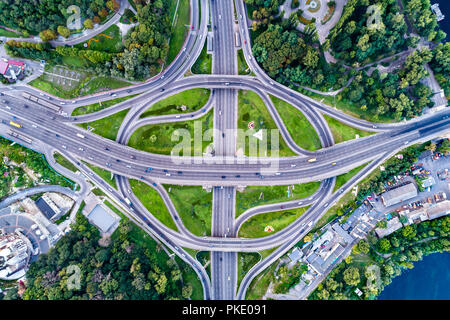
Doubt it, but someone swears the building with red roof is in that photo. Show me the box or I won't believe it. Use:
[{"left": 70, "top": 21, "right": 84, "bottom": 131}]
[{"left": 0, "top": 59, "right": 25, "bottom": 82}]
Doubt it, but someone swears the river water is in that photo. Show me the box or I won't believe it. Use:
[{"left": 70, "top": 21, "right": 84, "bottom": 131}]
[
  {"left": 378, "top": 252, "right": 450, "bottom": 300},
  {"left": 435, "top": 1, "right": 449, "bottom": 37}
]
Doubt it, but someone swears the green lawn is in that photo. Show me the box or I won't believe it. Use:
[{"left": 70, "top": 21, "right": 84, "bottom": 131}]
[
  {"left": 75, "top": 25, "right": 123, "bottom": 53},
  {"left": 165, "top": 185, "right": 212, "bottom": 236},
  {"left": 237, "top": 49, "right": 251, "bottom": 75},
  {"left": 324, "top": 114, "right": 374, "bottom": 144},
  {"left": 140, "top": 89, "right": 210, "bottom": 118},
  {"left": 129, "top": 109, "right": 214, "bottom": 156},
  {"left": 238, "top": 206, "right": 310, "bottom": 238},
  {"left": 236, "top": 182, "right": 320, "bottom": 217},
  {"left": 191, "top": 43, "right": 212, "bottom": 74},
  {"left": 299, "top": 88, "right": 394, "bottom": 123},
  {"left": 238, "top": 253, "right": 261, "bottom": 287},
  {"left": 167, "top": 0, "right": 190, "bottom": 66},
  {"left": 29, "top": 74, "right": 131, "bottom": 99},
  {"left": 80, "top": 77, "right": 131, "bottom": 95},
  {"left": 0, "top": 28, "right": 22, "bottom": 37},
  {"left": 246, "top": 261, "right": 277, "bottom": 300},
  {"left": 62, "top": 56, "right": 89, "bottom": 68},
  {"left": 238, "top": 90, "right": 296, "bottom": 157},
  {"left": 79, "top": 109, "right": 128, "bottom": 141},
  {"left": 54, "top": 152, "right": 77, "bottom": 172},
  {"left": 271, "top": 96, "right": 322, "bottom": 151},
  {"left": 334, "top": 163, "right": 367, "bottom": 192},
  {"left": 83, "top": 161, "right": 117, "bottom": 189},
  {"left": 72, "top": 94, "right": 138, "bottom": 116},
  {"left": 129, "top": 179, "right": 178, "bottom": 232}
]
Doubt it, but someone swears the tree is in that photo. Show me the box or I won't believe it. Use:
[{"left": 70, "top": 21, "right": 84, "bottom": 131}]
[
  {"left": 343, "top": 267, "right": 360, "bottom": 286},
  {"left": 39, "top": 29, "right": 57, "bottom": 42},
  {"left": 377, "top": 238, "right": 391, "bottom": 253},
  {"left": 57, "top": 26, "right": 71, "bottom": 38},
  {"left": 357, "top": 240, "right": 370, "bottom": 254},
  {"left": 182, "top": 283, "right": 193, "bottom": 299},
  {"left": 83, "top": 19, "right": 94, "bottom": 29},
  {"left": 437, "top": 139, "right": 450, "bottom": 154},
  {"left": 425, "top": 143, "right": 436, "bottom": 152},
  {"left": 401, "top": 225, "right": 417, "bottom": 239}
]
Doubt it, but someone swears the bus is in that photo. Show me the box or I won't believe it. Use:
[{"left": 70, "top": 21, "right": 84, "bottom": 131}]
[{"left": 9, "top": 121, "right": 22, "bottom": 128}]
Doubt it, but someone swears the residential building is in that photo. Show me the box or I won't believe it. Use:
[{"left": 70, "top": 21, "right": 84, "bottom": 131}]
[
  {"left": 0, "top": 233, "right": 30, "bottom": 280},
  {"left": 0, "top": 59, "right": 25, "bottom": 81}
]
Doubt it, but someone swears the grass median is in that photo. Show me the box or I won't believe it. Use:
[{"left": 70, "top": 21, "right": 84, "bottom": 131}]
[
  {"left": 129, "top": 179, "right": 178, "bottom": 232},
  {"left": 164, "top": 185, "right": 212, "bottom": 236},
  {"left": 238, "top": 206, "right": 310, "bottom": 239},
  {"left": 271, "top": 95, "right": 322, "bottom": 151},
  {"left": 236, "top": 182, "right": 320, "bottom": 217},
  {"left": 324, "top": 114, "right": 374, "bottom": 144},
  {"left": 78, "top": 109, "right": 129, "bottom": 141},
  {"left": 129, "top": 109, "right": 214, "bottom": 156},
  {"left": 140, "top": 89, "right": 210, "bottom": 118},
  {"left": 238, "top": 90, "right": 297, "bottom": 157}
]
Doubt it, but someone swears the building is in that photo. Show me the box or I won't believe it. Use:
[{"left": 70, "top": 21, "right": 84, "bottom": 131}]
[
  {"left": 426, "top": 200, "right": 450, "bottom": 220},
  {"left": 375, "top": 216, "right": 403, "bottom": 238},
  {"left": 0, "top": 233, "right": 30, "bottom": 280},
  {"left": 303, "top": 223, "right": 353, "bottom": 275},
  {"left": 0, "top": 59, "right": 25, "bottom": 81},
  {"left": 87, "top": 204, "right": 119, "bottom": 234},
  {"left": 381, "top": 183, "right": 418, "bottom": 207},
  {"left": 35, "top": 195, "right": 61, "bottom": 221},
  {"left": 421, "top": 176, "right": 436, "bottom": 189},
  {"left": 288, "top": 247, "right": 303, "bottom": 263}
]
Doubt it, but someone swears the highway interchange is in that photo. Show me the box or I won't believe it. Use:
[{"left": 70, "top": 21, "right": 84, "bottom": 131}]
[{"left": 0, "top": 0, "right": 449, "bottom": 300}]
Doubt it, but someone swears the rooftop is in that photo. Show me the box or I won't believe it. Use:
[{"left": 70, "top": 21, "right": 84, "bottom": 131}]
[
  {"left": 87, "top": 204, "right": 117, "bottom": 233},
  {"left": 381, "top": 183, "right": 418, "bottom": 207}
]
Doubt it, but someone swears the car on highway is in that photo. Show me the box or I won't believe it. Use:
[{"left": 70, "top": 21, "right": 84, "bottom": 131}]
[
  {"left": 280, "top": 205, "right": 285, "bottom": 209},
  {"left": 331, "top": 162, "right": 337, "bottom": 166},
  {"left": 298, "top": 201, "right": 303, "bottom": 205}
]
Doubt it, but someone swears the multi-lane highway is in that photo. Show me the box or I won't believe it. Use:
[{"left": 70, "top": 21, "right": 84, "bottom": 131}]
[{"left": 0, "top": 0, "right": 448, "bottom": 301}]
